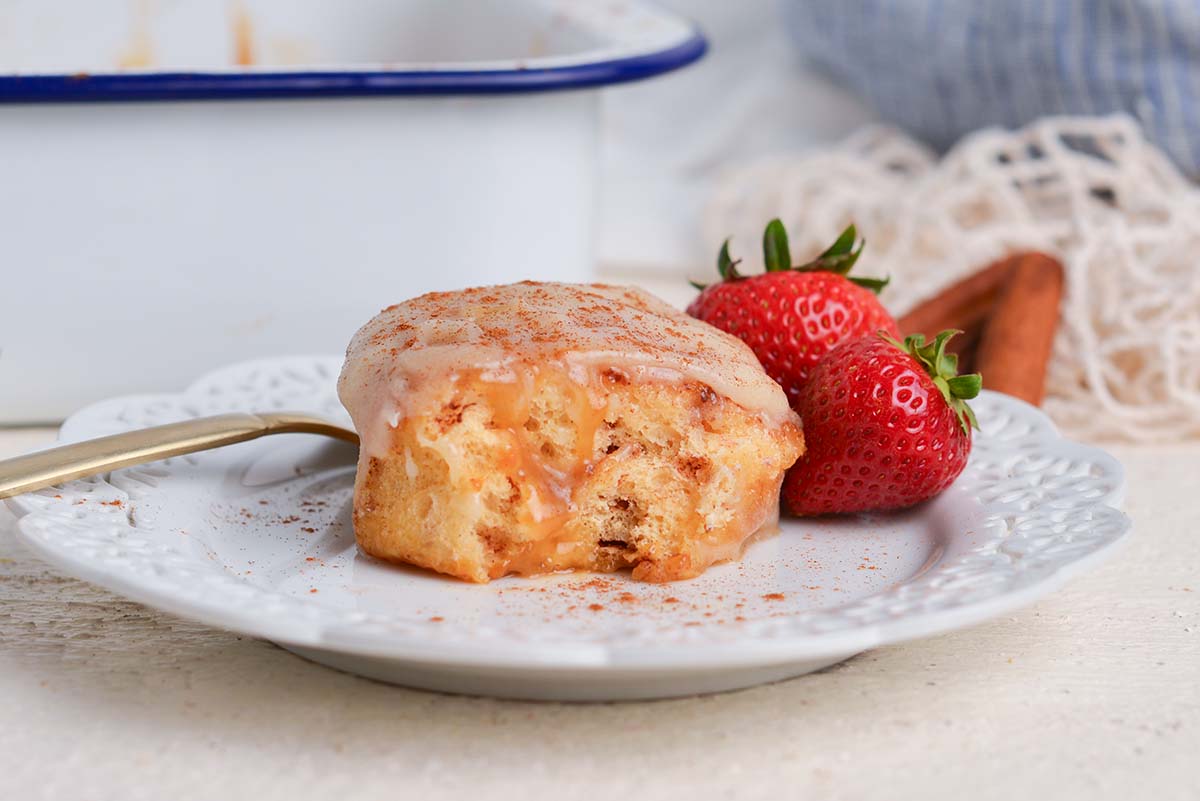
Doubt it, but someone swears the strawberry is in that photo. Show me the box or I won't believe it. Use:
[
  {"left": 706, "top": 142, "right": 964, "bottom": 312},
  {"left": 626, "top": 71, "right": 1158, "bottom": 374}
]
[
  {"left": 687, "top": 220, "right": 899, "bottom": 406},
  {"left": 783, "top": 330, "right": 982, "bottom": 516}
]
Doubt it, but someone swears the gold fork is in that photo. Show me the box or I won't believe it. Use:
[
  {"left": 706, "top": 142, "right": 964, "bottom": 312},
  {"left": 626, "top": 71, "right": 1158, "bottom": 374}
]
[{"left": 0, "top": 412, "right": 358, "bottom": 500}]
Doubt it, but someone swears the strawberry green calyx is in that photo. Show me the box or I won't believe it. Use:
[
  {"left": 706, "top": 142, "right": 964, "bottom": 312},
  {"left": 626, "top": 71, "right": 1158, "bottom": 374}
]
[
  {"left": 691, "top": 219, "right": 890, "bottom": 294},
  {"left": 791, "top": 222, "right": 887, "bottom": 292},
  {"left": 796, "top": 223, "right": 862, "bottom": 273},
  {"left": 763, "top": 219, "right": 792, "bottom": 272},
  {"left": 689, "top": 238, "right": 743, "bottom": 289},
  {"left": 882, "top": 329, "right": 982, "bottom": 435},
  {"left": 717, "top": 238, "right": 742, "bottom": 280}
]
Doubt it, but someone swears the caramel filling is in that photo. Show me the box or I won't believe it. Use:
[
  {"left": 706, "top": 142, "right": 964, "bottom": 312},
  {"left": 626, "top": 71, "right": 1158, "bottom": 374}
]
[
  {"left": 400, "top": 364, "right": 788, "bottom": 580},
  {"left": 470, "top": 366, "right": 609, "bottom": 576}
]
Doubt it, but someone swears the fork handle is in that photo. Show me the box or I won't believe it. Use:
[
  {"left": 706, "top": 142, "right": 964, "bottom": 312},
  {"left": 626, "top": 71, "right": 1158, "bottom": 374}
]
[{"left": 0, "top": 412, "right": 358, "bottom": 500}]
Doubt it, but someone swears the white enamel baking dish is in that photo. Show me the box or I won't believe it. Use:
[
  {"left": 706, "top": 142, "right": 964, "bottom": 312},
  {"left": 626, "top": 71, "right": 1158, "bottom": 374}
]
[{"left": 0, "top": 0, "right": 704, "bottom": 422}]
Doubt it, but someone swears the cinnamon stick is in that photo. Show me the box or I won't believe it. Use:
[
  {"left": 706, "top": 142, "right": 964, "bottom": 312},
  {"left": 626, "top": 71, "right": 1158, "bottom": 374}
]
[
  {"left": 898, "top": 257, "right": 1014, "bottom": 372},
  {"left": 975, "top": 253, "right": 1064, "bottom": 406},
  {"left": 898, "top": 258, "right": 1013, "bottom": 341},
  {"left": 897, "top": 252, "right": 1064, "bottom": 405}
]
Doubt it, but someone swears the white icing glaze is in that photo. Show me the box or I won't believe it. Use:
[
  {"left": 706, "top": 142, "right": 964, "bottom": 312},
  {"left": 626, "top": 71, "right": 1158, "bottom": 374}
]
[{"left": 338, "top": 281, "right": 797, "bottom": 455}]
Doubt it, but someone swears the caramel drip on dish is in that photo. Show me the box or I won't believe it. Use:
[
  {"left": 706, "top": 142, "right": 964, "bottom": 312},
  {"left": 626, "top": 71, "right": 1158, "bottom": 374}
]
[
  {"left": 470, "top": 366, "right": 611, "bottom": 577},
  {"left": 230, "top": 0, "right": 256, "bottom": 66},
  {"left": 116, "top": 0, "right": 156, "bottom": 68}
]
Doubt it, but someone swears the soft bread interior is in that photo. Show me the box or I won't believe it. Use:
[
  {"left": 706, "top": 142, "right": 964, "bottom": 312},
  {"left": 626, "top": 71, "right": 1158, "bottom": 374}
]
[{"left": 352, "top": 366, "right": 803, "bottom": 583}]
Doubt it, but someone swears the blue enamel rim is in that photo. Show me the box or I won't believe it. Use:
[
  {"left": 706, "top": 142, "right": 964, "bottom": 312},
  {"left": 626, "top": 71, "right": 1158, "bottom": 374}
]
[{"left": 0, "top": 28, "right": 705, "bottom": 103}]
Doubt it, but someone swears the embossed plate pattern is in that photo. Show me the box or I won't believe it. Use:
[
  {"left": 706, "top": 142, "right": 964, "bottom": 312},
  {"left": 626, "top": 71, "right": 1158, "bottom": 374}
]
[{"left": 6, "top": 357, "right": 1131, "bottom": 700}]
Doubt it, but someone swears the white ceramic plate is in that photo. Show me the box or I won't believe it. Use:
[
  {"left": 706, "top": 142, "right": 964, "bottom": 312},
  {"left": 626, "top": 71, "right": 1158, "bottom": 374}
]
[{"left": 7, "top": 357, "right": 1131, "bottom": 701}]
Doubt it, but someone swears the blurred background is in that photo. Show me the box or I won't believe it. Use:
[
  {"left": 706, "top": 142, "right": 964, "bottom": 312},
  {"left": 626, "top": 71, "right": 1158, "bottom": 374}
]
[
  {"left": 2, "top": 0, "right": 1198, "bottom": 442},
  {"left": 598, "top": 0, "right": 876, "bottom": 274}
]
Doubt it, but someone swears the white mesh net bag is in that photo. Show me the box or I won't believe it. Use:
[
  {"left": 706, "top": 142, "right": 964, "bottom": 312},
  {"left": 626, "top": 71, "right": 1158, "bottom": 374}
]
[{"left": 704, "top": 115, "right": 1200, "bottom": 443}]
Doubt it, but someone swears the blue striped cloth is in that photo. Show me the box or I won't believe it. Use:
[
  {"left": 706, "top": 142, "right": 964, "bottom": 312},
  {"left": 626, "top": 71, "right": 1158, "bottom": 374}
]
[{"left": 782, "top": 0, "right": 1200, "bottom": 174}]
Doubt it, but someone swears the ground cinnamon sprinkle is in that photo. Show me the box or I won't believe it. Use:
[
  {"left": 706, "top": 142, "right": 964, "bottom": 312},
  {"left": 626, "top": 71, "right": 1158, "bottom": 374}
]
[
  {"left": 587, "top": 603, "right": 605, "bottom": 612},
  {"left": 99, "top": 500, "right": 123, "bottom": 507},
  {"left": 663, "top": 597, "right": 681, "bottom": 604},
  {"left": 763, "top": 592, "right": 786, "bottom": 601},
  {"left": 576, "top": 578, "right": 616, "bottom": 591},
  {"left": 429, "top": 616, "right": 444, "bottom": 622},
  {"left": 616, "top": 592, "right": 637, "bottom": 604}
]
